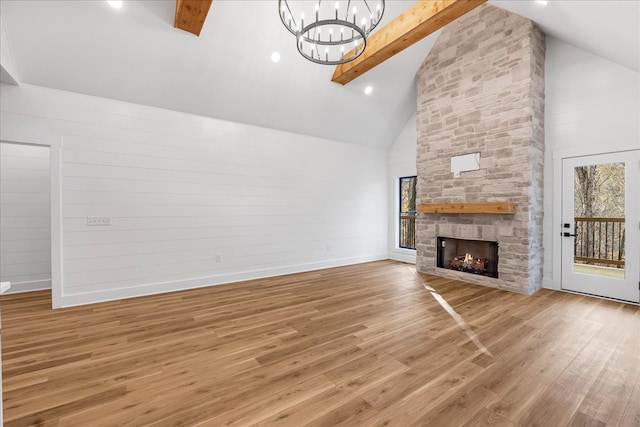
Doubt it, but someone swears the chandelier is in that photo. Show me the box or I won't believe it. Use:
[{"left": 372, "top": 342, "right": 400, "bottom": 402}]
[{"left": 278, "top": 0, "right": 385, "bottom": 65}]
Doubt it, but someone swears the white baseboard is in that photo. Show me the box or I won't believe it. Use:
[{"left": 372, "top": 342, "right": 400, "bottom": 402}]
[
  {"left": 388, "top": 250, "right": 416, "bottom": 264},
  {"left": 60, "top": 254, "right": 389, "bottom": 308},
  {"left": 2, "top": 279, "right": 51, "bottom": 294}
]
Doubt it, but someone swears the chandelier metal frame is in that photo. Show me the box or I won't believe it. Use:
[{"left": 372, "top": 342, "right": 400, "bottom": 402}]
[{"left": 278, "top": 0, "right": 385, "bottom": 65}]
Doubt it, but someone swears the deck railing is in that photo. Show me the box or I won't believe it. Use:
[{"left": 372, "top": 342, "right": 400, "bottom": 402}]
[
  {"left": 400, "top": 213, "right": 416, "bottom": 249},
  {"left": 574, "top": 217, "right": 625, "bottom": 268}
]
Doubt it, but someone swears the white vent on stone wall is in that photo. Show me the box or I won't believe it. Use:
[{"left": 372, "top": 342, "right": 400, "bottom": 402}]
[{"left": 451, "top": 152, "right": 480, "bottom": 177}]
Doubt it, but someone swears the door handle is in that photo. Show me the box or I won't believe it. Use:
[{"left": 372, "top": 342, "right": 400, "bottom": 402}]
[{"left": 562, "top": 223, "right": 578, "bottom": 237}]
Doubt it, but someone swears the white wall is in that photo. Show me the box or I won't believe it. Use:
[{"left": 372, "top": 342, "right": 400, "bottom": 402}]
[
  {"left": 543, "top": 37, "right": 640, "bottom": 289},
  {"left": 0, "top": 9, "right": 20, "bottom": 84},
  {"left": 388, "top": 111, "right": 417, "bottom": 263},
  {"left": 0, "top": 84, "right": 388, "bottom": 307},
  {"left": 0, "top": 142, "right": 51, "bottom": 292}
]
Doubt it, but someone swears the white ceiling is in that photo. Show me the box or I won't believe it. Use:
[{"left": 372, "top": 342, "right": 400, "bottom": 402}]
[{"left": 1, "top": 1, "right": 638, "bottom": 148}]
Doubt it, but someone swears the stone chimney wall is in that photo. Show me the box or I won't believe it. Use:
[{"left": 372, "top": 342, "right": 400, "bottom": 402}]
[{"left": 415, "top": 4, "right": 545, "bottom": 294}]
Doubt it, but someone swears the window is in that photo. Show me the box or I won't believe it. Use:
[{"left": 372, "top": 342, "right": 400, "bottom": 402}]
[{"left": 399, "top": 176, "right": 417, "bottom": 250}]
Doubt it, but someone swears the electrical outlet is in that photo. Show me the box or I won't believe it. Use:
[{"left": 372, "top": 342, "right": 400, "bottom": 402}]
[
  {"left": 87, "top": 217, "right": 112, "bottom": 226},
  {"left": 215, "top": 254, "right": 222, "bottom": 262},
  {"left": 326, "top": 244, "right": 332, "bottom": 251}
]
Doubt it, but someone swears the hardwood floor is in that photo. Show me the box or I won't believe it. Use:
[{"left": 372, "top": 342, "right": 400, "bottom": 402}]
[{"left": 1, "top": 260, "right": 639, "bottom": 426}]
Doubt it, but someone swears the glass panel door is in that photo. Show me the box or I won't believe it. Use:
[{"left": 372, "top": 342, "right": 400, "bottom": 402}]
[{"left": 561, "top": 151, "right": 639, "bottom": 303}]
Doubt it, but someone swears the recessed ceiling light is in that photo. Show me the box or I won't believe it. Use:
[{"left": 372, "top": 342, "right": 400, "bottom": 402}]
[
  {"left": 535, "top": 0, "right": 548, "bottom": 5},
  {"left": 271, "top": 52, "right": 281, "bottom": 63},
  {"left": 107, "top": 1, "right": 123, "bottom": 9},
  {"left": 364, "top": 86, "right": 373, "bottom": 95}
]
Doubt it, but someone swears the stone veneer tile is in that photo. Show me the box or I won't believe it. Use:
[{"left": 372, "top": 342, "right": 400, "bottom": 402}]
[{"left": 415, "top": 4, "right": 545, "bottom": 295}]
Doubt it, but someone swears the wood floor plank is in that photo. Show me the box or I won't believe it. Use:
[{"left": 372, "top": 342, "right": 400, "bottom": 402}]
[
  {"left": 361, "top": 345, "right": 474, "bottom": 412},
  {"left": 461, "top": 408, "right": 515, "bottom": 427},
  {"left": 553, "top": 337, "right": 616, "bottom": 394},
  {"left": 196, "top": 374, "right": 336, "bottom": 427},
  {"left": 516, "top": 383, "right": 586, "bottom": 427},
  {"left": 410, "top": 382, "right": 497, "bottom": 426},
  {"left": 1, "top": 260, "right": 638, "bottom": 426},
  {"left": 619, "top": 368, "right": 640, "bottom": 427},
  {"left": 568, "top": 411, "right": 607, "bottom": 427},
  {"left": 8, "top": 387, "right": 127, "bottom": 427},
  {"left": 308, "top": 396, "right": 379, "bottom": 426},
  {"left": 368, "top": 360, "right": 486, "bottom": 425},
  {"left": 571, "top": 347, "right": 639, "bottom": 427}
]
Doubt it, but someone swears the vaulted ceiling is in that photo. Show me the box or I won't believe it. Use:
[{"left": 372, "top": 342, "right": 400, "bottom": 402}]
[{"left": 1, "top": 1, "right": 638, "bottom": 148}]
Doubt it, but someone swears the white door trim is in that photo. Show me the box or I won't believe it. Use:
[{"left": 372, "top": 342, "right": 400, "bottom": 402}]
[{"left": 0, "top": 127, "right": 63, "bottom": 309}]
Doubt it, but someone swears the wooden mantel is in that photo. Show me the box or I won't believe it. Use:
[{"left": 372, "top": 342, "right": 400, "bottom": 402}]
[{"left": 418, "top": 202, "right": 515, "bottom": 214}]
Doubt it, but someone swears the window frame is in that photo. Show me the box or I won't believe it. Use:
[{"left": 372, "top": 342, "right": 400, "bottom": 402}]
[{"left": 398, "top": 175, "right": 417, "bottom": 250}]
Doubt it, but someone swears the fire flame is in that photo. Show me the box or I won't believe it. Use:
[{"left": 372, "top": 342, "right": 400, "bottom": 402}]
[{"left": 464, "top": 253, "right": 474, "bottom": 263}]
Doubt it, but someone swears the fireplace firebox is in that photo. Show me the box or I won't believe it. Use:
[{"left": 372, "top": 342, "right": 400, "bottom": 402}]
[{"left": 437, "top": 237, "right": 499, "bottom": 278}]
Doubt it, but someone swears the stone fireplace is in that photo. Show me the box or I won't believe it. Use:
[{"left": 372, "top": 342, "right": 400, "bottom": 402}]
[{"left": 415, "top": 4, "right": 545, "bottom": 294}]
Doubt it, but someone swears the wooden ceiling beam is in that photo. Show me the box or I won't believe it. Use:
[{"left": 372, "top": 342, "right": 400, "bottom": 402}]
[
  {"left": 331, "top": 0, "right": 487, "bottom": 85},
  {"left": 174, "top": 0, "right": 213, "bottom": 36}
]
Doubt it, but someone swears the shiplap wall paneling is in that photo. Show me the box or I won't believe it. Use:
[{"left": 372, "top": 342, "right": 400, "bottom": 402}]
[
  {"left": 0, "top": 84, "right": 388, "bottom": 306},
  {"left": 0, "top": 142, "right": 52, "bottom": 292}
]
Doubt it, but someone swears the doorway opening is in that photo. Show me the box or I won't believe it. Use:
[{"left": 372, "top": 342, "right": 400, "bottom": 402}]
[{"left": 0, "top": 142, "right": 52, "bottom": 294}]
